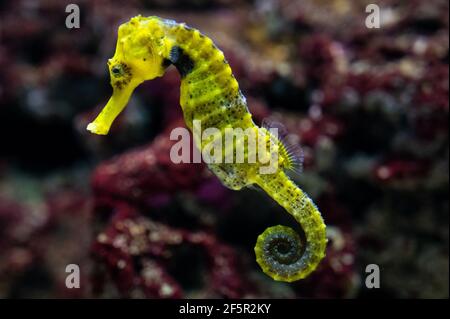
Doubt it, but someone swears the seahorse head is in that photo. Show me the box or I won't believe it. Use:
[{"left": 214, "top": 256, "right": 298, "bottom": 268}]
[{"left": 87, "top": 16, "right": 173, "bottom": 135}]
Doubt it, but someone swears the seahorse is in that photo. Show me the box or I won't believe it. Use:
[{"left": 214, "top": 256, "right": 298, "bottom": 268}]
[{"left": 87, "top": 16, "right": 327, "bottom": 282}]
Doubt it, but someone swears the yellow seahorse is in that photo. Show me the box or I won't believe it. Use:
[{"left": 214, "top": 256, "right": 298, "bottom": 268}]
[{"left": 87, "top": 16, "right": 327, "bottom": 282}]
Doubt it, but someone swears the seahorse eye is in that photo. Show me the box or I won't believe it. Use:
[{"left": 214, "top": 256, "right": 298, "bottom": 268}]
[{"left": 111, "top": 65, "right": 122, "bottom": 76}]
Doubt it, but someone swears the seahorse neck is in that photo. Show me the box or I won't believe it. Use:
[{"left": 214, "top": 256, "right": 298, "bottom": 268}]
[{"left": 163, "top": 23, "right": 235, "bottom": 85}]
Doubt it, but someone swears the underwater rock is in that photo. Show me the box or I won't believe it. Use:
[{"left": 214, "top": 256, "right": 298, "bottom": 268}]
[
  {"left": 91, "top": 203, "right": 253, "bottom": 298},
  {"left": 91, "top": 119, "right": 210, "bottom": 206}
]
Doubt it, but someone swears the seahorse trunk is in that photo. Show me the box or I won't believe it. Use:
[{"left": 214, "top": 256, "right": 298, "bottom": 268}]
[
  {"left": 253, "top": 171, "right": 327, "bottom": 282},
  {"left": 163, "top": 23, "right": 253, "bottom": 133}
]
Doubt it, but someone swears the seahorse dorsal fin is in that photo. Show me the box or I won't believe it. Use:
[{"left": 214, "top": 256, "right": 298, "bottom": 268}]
[{"left": 262, "top": 117, "right": 304, "bottom": 175}]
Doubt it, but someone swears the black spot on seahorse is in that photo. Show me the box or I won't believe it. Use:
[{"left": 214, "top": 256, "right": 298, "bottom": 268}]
[
  {"left": 167, "top": 46, "right": 194, "bottom": 78},
  {"left": 162, "top": 58, "right": 172, "bottom": 68}
]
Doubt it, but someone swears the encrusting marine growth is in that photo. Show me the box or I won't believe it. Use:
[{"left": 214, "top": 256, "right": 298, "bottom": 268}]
[{"left": 87, "top": 15, "right": 327, "bottom": 282}]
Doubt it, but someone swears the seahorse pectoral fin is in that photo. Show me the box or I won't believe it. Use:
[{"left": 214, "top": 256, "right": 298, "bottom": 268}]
[{"left": 87, "top": 83, "right": 138, "bottom": 135}]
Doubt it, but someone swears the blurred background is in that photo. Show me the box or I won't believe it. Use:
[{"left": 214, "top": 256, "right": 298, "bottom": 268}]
[{"left": 0, "top": 0, "right": 448, "bottom": 298}]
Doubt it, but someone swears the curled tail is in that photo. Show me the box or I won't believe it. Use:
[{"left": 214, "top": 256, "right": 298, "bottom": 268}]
[{"left": 253, "top": 171, "right": 327, "bottom": 282}]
